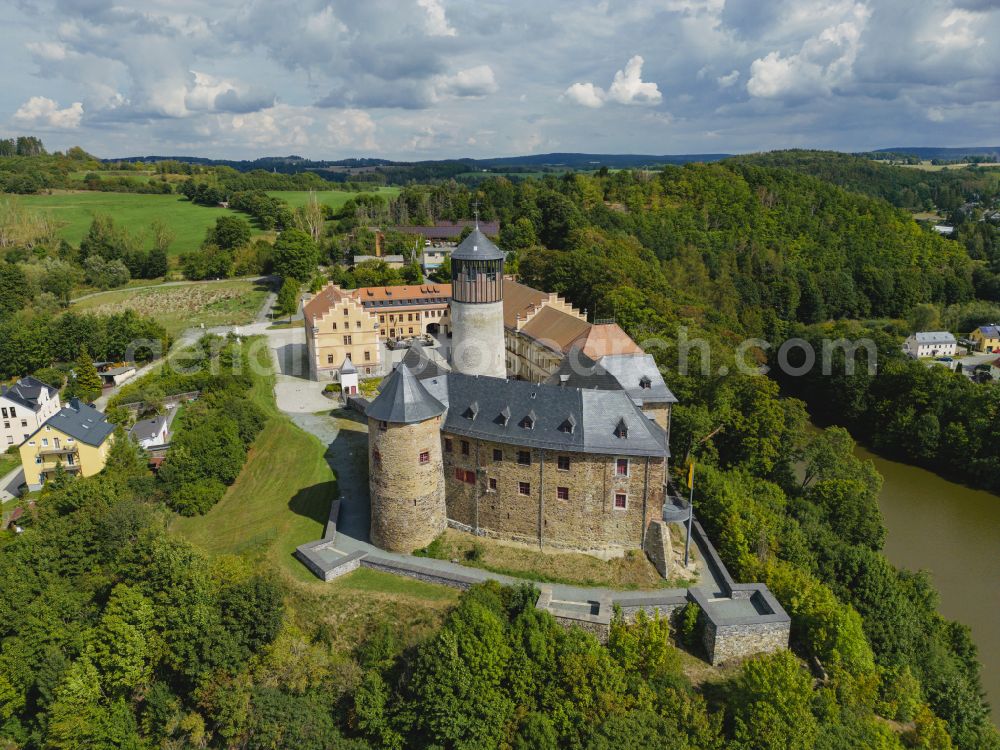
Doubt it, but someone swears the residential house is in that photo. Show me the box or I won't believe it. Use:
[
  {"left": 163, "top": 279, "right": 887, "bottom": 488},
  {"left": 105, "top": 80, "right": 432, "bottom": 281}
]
[
  {"left": 970, "top": 325, "right": 1000, "bottom": 353},
  {"left": 903, "top": 331, "right": 957, "bottom": 358},
  {"left": 128, "top": 414, "right": 170, "bottom": 450},
  {"left": 0, "top": 376, "right": 61, "bottom": 449},
  {"left": 19, "top": 398, "right": 115, "bottom": 489}
]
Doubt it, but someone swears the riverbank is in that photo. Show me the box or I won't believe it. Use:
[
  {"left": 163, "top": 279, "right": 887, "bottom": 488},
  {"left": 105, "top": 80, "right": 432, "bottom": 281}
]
[{"left": 857, "top": 442, "right": 1000, "bottom": 723}]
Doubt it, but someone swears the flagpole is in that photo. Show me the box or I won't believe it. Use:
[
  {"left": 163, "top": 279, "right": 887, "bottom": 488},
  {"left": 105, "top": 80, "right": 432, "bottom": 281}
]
[{"left": 684, "top": 463, "right": 694, "bottom": 567}]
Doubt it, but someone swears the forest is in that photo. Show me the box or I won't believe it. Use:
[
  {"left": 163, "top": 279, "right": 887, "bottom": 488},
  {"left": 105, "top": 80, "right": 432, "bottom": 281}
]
[{"left": 2, "top": 140, "right": 1000, "bottom": 747}]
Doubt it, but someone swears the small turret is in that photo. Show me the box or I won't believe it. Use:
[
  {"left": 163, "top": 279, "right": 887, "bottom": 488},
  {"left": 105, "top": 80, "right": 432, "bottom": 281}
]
[{"left": 365, "top": 365, "right": 447, "bottom": 552}]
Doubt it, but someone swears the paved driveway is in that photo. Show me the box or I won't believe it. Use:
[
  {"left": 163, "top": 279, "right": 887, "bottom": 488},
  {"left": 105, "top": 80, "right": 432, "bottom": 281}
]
[{"left": 0, "top": 467, "right": 24, "bottom": 503}]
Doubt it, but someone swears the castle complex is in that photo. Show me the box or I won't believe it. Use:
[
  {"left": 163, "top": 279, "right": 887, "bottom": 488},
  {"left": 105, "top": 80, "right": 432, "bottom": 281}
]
[{"left": 360, "top": 227, "right": 678, "bottom": 555}]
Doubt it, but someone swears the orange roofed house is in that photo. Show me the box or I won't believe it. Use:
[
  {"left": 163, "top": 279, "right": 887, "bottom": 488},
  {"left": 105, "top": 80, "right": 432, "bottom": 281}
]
[{"left": 304, "top": 283, "right": 452, "bottom": 380}]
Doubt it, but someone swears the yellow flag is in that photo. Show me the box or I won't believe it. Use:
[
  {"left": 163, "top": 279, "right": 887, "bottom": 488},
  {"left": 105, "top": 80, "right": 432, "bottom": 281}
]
[{"left": 687, "top": 462, "right": 695, "bottom": 489}]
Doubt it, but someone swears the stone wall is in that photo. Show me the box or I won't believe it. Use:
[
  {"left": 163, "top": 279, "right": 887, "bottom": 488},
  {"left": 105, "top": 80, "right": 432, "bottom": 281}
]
[
  {"left": 369, "top": 416, "right": 446, "bottom": 552},
  {"left": 642, "top": 519, "right": 672, "bottom": 578},
  {"left": 441, "top": 431, "right": 665, "bottom": 552},
  {"left": 703, "top": 619, "right": 791, "bottom": 664}
]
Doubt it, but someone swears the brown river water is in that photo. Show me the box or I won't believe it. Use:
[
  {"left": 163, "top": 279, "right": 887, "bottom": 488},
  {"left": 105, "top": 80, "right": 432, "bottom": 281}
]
[{"left": 852, "top": 443, "right": 1000, "bottom": 722}]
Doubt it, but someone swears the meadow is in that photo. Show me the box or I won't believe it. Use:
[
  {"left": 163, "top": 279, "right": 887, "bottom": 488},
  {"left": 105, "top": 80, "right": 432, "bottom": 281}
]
[
  {"left": 18, "top": 187, "right": 400, "bottom": 257},
  {"left": 71, "top": 278, "right": 269, "bottom": 337},
  {"left": 17, "top": 191, "right": 256, "bottom": 256},
  {"left": 265, "top": 186, "right": 399, "bottom": 210}
]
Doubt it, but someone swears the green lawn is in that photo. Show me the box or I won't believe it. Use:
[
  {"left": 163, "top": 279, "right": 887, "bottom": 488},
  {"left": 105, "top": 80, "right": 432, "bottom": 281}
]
[
  {"left": 17, "top": 192, "right": 260, "bottom": 257},
  {"left": 0, "top": 453, "right": 21, "bottom": 480},
  {"left": 169, "top": 358, "right": 333, "bottom": 578},
  {"left": 71, "top": 278, "right": 268, "bottom": 337},
  {"left": 266, "top": 187, "right": 399, "bottom": 211}
]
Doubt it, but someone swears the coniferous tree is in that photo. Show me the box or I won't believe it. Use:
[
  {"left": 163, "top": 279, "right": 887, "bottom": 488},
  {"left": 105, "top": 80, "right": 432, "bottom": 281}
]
[{"left": 72, "top": 347, "right": 103, "bottom": 403}]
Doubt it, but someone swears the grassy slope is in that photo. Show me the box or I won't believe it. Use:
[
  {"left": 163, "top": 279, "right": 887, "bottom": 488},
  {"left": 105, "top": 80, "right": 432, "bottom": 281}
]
[
  {"left": 71, "top": 279, "right": 268, "bottom": 338},
  {"left": 169, "top": 344, "right": 458, "bottom": 620},
  {"left": 266, "top": 186, "right": 400, "bottom": 210},
  {"left": 17, "top": 192, "right": 258, "bottom": 257}
]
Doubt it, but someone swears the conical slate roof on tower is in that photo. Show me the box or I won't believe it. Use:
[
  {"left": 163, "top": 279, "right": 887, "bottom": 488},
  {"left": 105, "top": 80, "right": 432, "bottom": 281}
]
[
  {"left": 451, "top": 225, "right": 504, "bottom": 261},
  {"left": 365, "top": 363, "right": 446, "bottom": 424}
]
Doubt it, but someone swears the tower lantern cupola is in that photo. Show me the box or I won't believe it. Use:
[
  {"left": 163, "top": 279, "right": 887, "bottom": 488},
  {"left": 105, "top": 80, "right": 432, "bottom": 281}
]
[{"left": 450, "top": 226, "right": 504, "bottom": 304}]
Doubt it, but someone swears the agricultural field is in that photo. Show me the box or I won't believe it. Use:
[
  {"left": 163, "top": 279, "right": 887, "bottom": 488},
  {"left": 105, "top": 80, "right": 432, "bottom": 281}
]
[
  {"left": 71, "top": 278, "right": 269, "bottom": 337},
  {"left": 266, "top": 186, "right": 399, "bottom": 211},
  {"left": 17, "top": 191, "right": 259, "bottom": 256},
  {"left": 898, "top": 160, "right": 1000, "bottom": 172}
]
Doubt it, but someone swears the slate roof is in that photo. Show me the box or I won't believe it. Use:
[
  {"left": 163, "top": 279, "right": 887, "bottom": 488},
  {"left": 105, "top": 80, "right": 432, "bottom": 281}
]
[
  {"left": 400, "top": 344, "right": 449, "bottom": 379},
  {"left": 339, "top": 356, "right": 358, "bottom": 375},
  {"left": 0, "top": 376, "right": 56, "bottom": 413},
  {"left": 417, "top": 372, "right": 669, "bottom": 457},
  {"left": 31, "top": 398, "right": 114, "bottom": 447},
  {"left": 975, "top": 325, "right": 1000, "bottom": 338},
  {"left": 391, "top": 220, "right": 500, "bottom": 240},
  {"left": 546, "top": 349, "right": 678, "bottom": 405},
  {"left": 451, "top": 226, "right": 505, "bottom": 262},
  {"left": 911, "top": 331, "right": 956, "bottom": 344},
  {"left": 129, "top": 414, "right": 168, "bottom": 442},
  {"left": 366, "top": 364, "right": 446, "bottom": 424}
]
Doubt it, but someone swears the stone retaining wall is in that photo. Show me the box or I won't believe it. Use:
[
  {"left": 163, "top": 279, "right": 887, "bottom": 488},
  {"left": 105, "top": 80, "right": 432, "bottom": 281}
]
[{"left": 360, "top": 555, "right": 482, "bottom": 590}]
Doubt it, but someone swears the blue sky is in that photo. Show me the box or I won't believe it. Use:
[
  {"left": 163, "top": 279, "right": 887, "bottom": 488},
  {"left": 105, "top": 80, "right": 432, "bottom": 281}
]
[{"left": 2, "top": 0, "right": 999, "bottom": 159}]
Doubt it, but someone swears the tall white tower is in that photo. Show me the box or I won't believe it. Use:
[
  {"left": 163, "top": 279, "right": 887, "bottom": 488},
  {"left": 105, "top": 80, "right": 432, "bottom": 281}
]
[{"left": 449, "top": 224, "right": 506, "bottom": 378}]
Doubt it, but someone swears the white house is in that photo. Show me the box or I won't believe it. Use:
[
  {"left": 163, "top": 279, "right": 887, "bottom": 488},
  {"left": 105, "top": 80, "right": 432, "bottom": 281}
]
[
  {"left": 904, "top": 331, "right": 957, "bottom": 358},
  {"left": 0, "top": 376, "right": 62, "bottom": 449},
  {"left": 128, "top": 414, "right": 170, "bottom": 449}
]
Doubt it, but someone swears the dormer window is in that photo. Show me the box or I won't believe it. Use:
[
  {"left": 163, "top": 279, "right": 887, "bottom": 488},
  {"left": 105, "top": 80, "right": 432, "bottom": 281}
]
[
  {"left": 495, "top": 406, "right": 511, "bottom": 426},
  {"left": 558, "top": 414, "right": 576, "bottom": 434},
  {"left": 639, "top": 375, "right": 652, "bottom": 390},
  {"left": 520, "top": 410, "right": 536, "bottom": 430},
  {"left": 463, "top": 402, "right": 479, "bottom": 420},
  {"left": 614, "top": 418, "right": 628, "bottom": 439}
]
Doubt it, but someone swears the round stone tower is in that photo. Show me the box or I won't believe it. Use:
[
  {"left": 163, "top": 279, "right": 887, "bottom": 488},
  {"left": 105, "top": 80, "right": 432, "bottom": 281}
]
[
  {"left": 365, "top": 364, "right": 447, "bottom": 552},
  {"left": 450, "top": 224, "right": 506, "bottom": 378}
]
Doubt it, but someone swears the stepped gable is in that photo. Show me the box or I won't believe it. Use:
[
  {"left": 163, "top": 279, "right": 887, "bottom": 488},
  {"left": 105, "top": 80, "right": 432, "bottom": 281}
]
[
  {"left": 365, "top": 364, "right": 446, "bottom": 424},
  {"left": 518, "top": 306, "right": 593, "bottom": 354}
]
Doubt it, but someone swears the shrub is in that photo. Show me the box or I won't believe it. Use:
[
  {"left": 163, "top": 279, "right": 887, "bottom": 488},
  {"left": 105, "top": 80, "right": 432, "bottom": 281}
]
[
  {"left": 676, "top": 602, "right": 701, "bottom": 650},
  {"left": 168, "top": 478, "right": 226, "bottom": 516}
]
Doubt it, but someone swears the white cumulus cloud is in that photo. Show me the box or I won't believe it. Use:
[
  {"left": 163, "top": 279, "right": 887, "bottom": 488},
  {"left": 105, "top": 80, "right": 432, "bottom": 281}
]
[
  {"left": 13, "top": 96, "right": 84, "bottom": 128},
  {"left": 564, "top": 82, "right": 606, "bottom": 108},
  {"left": 417, "top": 0, "right": 456, "bottom": 36},
  {"left": 564, "top": 55, "right": 662, "bottom": 108},
  {"left": 434, "top": 65, "right": 498, "bottom": 99},
  {"left": 747, "top": 2, "right": 870, "bottom": 99}
]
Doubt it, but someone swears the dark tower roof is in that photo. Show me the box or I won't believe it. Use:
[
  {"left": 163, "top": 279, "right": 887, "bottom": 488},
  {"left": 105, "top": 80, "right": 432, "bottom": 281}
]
[
  {"left": 451, "top": 226, "right": 504, "bottom": 262},
  {"left": 365, "top": 364, "right": 446, "bottom": 424}
]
